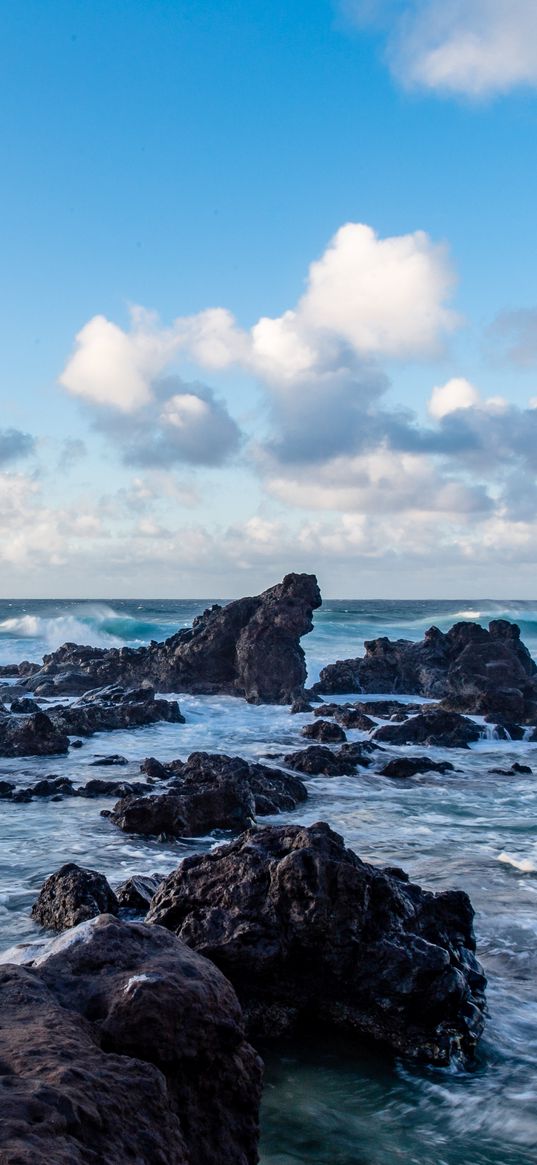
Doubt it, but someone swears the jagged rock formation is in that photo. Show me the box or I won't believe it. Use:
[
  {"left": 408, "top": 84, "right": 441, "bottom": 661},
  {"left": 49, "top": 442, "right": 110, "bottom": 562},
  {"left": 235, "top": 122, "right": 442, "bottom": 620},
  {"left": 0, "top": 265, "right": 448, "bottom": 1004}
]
[
  {"left": 0, "top": 915, "right": 261, "bottom": 1164},
  {"left": 146, "top": 822, "right": 486, "bottom": 1065},
  {"left": 373, "top": 710, "right": 481, "bottom": 749},
  {"left": 106, "top": 752, "right": 307, "bottom": 838},
  {"left": 315, "top": 620, "right": 537, "bottom": 722},
  {"left": 0, "top": 709, "right": 69, "bottom": 757},
  {"left": 20, "top": 573, "right": 322, "bottom": 704}
]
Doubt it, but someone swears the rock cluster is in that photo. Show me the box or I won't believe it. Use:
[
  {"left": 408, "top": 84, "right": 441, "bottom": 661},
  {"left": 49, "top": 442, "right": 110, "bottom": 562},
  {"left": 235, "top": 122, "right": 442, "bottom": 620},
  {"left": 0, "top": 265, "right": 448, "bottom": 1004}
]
[
  {"left": 315, "top": 619, "right": 537, "bottom": 723},
  {"left": 106, "top": 751, "right": 308, "bottom": 839},
  {"left": 19, "top": 572, "right": 322, "bottom": 704}
]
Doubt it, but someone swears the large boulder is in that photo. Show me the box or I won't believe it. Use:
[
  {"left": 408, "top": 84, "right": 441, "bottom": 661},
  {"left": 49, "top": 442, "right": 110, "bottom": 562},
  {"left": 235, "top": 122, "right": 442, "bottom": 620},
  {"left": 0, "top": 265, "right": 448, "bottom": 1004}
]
[
  {"left": 0, "top": 915, "right": 261, "bottom": 1164},
  {"left": 146, "top": 822, "right": 486, "bottom": 1065},
  {"left": 22, "top": 573, "right": 322, "bottom": 704},
  {"left": 31, "top": 863, "right": 119, "bottom": 930},
  {"left": 0, "top": 709, "right": 69, "bottom": 757},
  {"left": 315, "top": 620, "right": 537, "bottom": 721}
]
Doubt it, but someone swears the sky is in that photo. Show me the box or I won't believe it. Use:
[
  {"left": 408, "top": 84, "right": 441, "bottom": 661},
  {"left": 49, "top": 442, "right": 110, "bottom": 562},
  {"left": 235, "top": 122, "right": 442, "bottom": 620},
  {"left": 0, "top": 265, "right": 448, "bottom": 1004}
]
[{"left": 2, "top": 0, "right": 537, "bottom": 598}]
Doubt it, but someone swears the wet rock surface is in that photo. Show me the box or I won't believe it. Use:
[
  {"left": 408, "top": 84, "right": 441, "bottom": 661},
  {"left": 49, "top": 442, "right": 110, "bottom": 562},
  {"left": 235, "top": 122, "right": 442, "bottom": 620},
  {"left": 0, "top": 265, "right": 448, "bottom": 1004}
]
[
  {"left": 302, "top": 718, "right": 347, "bottom": 743},
  {"left": 0, "top": 709, "right": 69, "bottom": 757},
  {"left": 315, "top": 620, "right": 537, "bottom": 722},
  {"left": 373, "top": 709, "right": 481, "bottom": 749},
  {"left": 283, "top": 743, "right": 376, "bottom": 776},
  {"left": 379, "top": 756, "right": 456, "bottom": 779},
  {"left": 20, "top": 572, "right": 322, "bottom": 704},
  {"left": 146, "top": 822, "right": 487, "bottom": 1065},
  {"left": 106, "top": 751, "right": 308, "bottom": 838},
  {"left": 47, "top": 683, "right": 184, "bottom": 735},
  {"left": 31, "top": 863, "right": 119, "bottom": 930},
  {"left": 0, "top": 915, "right": 262, "bottom": 1164}
]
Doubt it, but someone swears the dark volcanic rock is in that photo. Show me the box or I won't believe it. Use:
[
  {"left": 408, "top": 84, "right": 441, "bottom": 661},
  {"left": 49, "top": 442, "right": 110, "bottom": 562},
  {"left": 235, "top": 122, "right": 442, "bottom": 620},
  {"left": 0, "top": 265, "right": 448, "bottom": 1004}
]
[
  {"left": 22, "top": 572, "right": 322, "bottom": 704},
  {"left": 78, "top": 778, "right": 152, "bottom": 798},
  {"left": 315, "top": 620, "right": 537, "bottom": 721},
  {"left": 0, "top": 915, "right": 261, "bottom": 1165},
  {"left": 89, "top": 753, "right": 129, "bottom": 765},
  {"left": 31, "top": 863, "right": 119, "bottom": 930},
  {"left": 116, "top": 873, "right": 166, "bottom": 911},
  {"left": 10, "top": 697, "right": 40, "bottom": 714},
  {"left": 379, "top": 757, "right": 456, "bottom": 779},
  {"left": 302, "top": 718, "right": 347, "bottom": 743},
  {"left": 290, "top": 696, "right": 314, "bottom": 713},
  {"left": 0, "top": 710, "right": 69, "bottom": 757},
  {"left": 283, "top": 743, "right": 371, "bottom": 777},
  {"left": 315, "top": 658, "right": 362, "bottom": 694},
  {"left": 107, "top": 763, "right": 256, "bottom": 838},
  {"left": 373, "top": 710, "right": 481, "bottom": 749},
  {"left": 146, "top": 822, "right": 486, "bottom": 1065},
  {"left": 108, "top": 751, "right": 307, "bottom": 838},
  {"left": 47, "top": 683, "right": 184, "bottom": 736}
]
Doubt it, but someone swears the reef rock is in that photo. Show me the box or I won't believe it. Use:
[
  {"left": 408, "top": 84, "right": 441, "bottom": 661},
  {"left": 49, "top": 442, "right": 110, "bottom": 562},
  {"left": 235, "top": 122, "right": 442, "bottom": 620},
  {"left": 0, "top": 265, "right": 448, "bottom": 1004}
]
[
  {"left": 146, "top": 822, "right": 486, "bottom": 1065},
  {"left": 47, "top": 684, "right": 184, "bottom": 735},
  {"left": 22, "top": 572, "right": 322, "bottom": 704}
]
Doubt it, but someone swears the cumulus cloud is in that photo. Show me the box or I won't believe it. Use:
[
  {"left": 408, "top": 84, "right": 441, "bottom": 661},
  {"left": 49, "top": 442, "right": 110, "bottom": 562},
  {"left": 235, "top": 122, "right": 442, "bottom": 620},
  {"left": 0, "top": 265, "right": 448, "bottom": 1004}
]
[
  {"left": 344, "top": 0, "right": 537, "bottom": 98},
  {"left": 60, "top": 222, "right": 457, "bottom": 401},
  {"left": 0, "top": 429, "right": 35, "bottom": 465}
]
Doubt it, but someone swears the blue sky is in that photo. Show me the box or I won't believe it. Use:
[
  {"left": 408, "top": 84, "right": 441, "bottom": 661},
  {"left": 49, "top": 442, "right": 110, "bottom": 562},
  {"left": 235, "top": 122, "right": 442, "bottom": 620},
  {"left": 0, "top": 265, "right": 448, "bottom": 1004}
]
[{"left": 2, "top": 0, "right": 537, "bottom": 597}]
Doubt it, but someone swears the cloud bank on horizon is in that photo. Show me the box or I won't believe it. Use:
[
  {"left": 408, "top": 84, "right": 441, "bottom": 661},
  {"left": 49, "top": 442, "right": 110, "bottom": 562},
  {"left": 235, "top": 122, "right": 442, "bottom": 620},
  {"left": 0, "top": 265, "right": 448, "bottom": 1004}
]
[
  {"left": 0, "top": 218, "right": 519, "bottom": 593},
  {"left": 343, "top": 0, "right": 537, "bottom": 98}
]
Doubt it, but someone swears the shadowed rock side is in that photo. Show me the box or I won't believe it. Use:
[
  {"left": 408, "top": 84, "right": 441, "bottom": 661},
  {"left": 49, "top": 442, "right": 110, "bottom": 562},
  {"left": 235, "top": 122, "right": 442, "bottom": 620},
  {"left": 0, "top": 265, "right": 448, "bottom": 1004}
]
[
  {"left": 0, "top": 686, "right": 183, "bottom": 758},
  {"left": 18, "top": 573, "right": 322, "bottom": 704},
  {"left": 315, "top": 619, "right": 537, "bottom": 722},
  {"left": 0, "top": 915, "right": 262, "bottom": 1165},
  {"left": 146, "top": 822, "right": 486, "bottom": 1066}
]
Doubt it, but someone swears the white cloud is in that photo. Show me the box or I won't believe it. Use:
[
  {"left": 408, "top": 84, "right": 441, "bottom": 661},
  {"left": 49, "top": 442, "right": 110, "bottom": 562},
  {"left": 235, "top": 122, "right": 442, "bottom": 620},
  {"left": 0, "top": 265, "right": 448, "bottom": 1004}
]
[
  {"left": 428, "top": 377, "right": 480, "bottom": 418},
  {"left": 60, "top": 222, "right": 457, "bottom": 409},
  {"left": 428, "top": 377, "right": 508, "bottom": 418},
  {"left": 60, "top": 309, "right": 182, "bottom": 413},
  {"left": 345, "top": 0, "right": 537, "bottom": 98}
]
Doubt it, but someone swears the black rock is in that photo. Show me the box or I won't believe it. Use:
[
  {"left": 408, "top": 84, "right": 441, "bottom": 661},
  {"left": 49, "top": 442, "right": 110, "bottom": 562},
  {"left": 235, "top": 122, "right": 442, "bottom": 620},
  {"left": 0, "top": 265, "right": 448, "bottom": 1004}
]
[{"left": 31, "top": 862, "right": 119, "bottom": 930}]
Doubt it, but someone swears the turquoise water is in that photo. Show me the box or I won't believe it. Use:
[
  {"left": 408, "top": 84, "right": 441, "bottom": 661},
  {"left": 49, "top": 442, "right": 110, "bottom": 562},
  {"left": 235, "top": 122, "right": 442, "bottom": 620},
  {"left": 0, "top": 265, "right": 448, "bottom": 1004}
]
[{"left": 1, "top": 597, "right": 537, "bottom": 1164}]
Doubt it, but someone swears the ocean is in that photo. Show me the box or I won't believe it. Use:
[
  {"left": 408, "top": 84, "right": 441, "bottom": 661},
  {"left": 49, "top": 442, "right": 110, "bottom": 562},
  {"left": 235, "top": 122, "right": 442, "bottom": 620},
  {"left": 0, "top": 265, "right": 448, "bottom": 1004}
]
[{"left": 1, "top": 597, "right": 537, "bottom": 1165}]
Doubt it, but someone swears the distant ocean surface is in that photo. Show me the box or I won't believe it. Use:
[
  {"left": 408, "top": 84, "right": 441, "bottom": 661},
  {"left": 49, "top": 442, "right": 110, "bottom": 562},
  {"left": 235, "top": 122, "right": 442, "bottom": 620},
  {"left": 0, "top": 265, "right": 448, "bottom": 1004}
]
[{"left": 1, "top": 596, "right": 537, "bottom": 1165}]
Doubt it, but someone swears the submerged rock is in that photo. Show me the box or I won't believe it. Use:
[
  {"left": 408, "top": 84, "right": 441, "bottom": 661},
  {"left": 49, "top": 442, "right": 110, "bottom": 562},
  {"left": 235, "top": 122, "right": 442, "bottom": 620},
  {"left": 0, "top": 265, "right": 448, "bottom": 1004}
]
[
  {"left": 379, "top": 757, "right": 456, "bottom": 779},
  {"left": 146, "top": 822, "right": 486, "bottom": 1065},
  {"left": 283, "top": 743, "right": 374, "bottom": 776},
  {"left": 21, "top": 572, "right": 322, "bottom": 704},
  {"left": 0, "top": 915, "right": 261, "bottom": 1164},
  {"left": 31, "top": 863, "right": 119, "bottom": 931}
]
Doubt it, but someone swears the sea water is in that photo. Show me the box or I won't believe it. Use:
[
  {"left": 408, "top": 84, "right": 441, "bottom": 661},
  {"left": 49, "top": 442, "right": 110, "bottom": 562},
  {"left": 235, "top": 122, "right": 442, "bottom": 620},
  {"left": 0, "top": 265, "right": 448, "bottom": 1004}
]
[{"left": 1, "top": 597, "right": 537, "bottom": 1165}]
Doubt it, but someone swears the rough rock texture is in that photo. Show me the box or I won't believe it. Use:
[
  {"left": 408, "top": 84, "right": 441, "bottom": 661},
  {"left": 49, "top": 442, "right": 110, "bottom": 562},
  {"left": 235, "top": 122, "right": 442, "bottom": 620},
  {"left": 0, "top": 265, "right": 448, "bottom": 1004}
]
[
  {"left": 0, "top": 915, "right": 261, "bottom": 1164},
  {"left": 31, "top": 863, "right": 119, "bottom": 931},
  {"left": 106, "top": 751, "right": 308, "bottom": 838},
  {"left": 146, "top": 822, "right": 486, "bottom": 1065},
  {"left": 47, "top": 683, "right": 184, "bottom": 735},
  {"left": 21, "top": 573, "right": 322, "bottom": 704},
  {"left": 283, "top": 743, "right": 375, "bottom": 776},
  {"left": 116, "top": 873, "right": 166, "bottom": 911},
  {"left": 0, "top": 709, "right": 69, "bottom": 757},
  {"left": 315, "top": 620, "right": 537, "bottom": 721},
  {"left": 373, "top": 710, "right": 481, "bottom": 749},
  {"left": 302, "top": 718, "right": 347, "bottom": 743}
]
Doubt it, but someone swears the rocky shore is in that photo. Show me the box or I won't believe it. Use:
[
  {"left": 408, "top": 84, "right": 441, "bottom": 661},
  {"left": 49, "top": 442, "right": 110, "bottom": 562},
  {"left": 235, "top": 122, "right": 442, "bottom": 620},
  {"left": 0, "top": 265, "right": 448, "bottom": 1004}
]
[{"left": 2, "top": 576, "right": 537, "bottom": 1162}]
